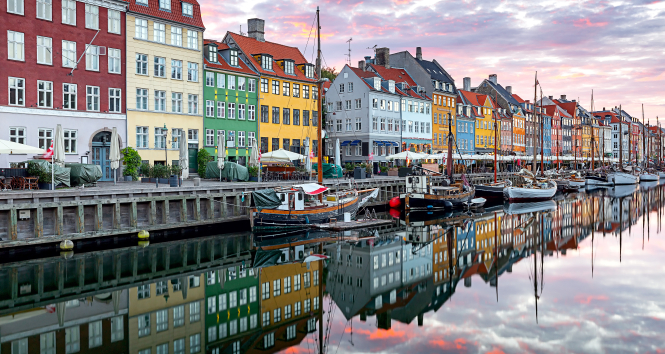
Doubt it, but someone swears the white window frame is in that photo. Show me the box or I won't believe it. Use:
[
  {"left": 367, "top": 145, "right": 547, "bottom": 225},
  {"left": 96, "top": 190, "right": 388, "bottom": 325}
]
[
  {"left": 86, "top": 85, "right": 99, "bottom": 111},
  {"left": 171, "top": 26, "right": 182, "bottom": 46},
  {"left": 171, "top": 59, "right": 182, "bottom": 80},
  {"left": 187, "top": 30, "right": 198, "bottom": 49},
  {"left": 64, "top": 129, "right": 77, "bottom": 154},
  {"left": 135, "top": 18, "right": 148, "bottom": 40},
  {"left": 36, "top": 0, "right": 52, "bottom": 21},
  {"left": 153, "top": 22, "right": 165, "bottom": 43},
  {"left": 38, "top": 128, "right": 53, "bottom": 150},
  {"left": 187, "top": 62, "right": 198, "bottom": 82},
  {"left": 108, "top": 9, "right": 121, "bottom": 34},
  {"left": 84, "top": 4, "right": 98, "bottom": 29},
  {"left": 109, "top": 88, "right": 121, "bottom": 113},
  {"left": 63, "top": 83, "right": 77, "bottom": 110},
  {"left": 61, "top": 0, "right": 75, "bottom": 25},
  {"left": 136, "top": 88, "right": 148, "bottom": 110},
  {"left": 172, "top": 92, "right": 182, "bottom": 113},
  {"left": 136, "top": 53, "right": 148, "bottom": 75},
  {"left": 108, "top": 48, "right": 121, "bottom": 74},
  {"left": 7, "top": 31, "right": 24, "bottom": 61},
  {"left": 217, "top": 101, "right": 225, "bottom": 118},
  {"left": 37, "top": 80, "right": 53, "bottom": 108},
  {"left": 154, "top": 90, "right": 166, "bottom": 111},
  {"left": 182, "top": 2, "right": 193, "bottom": 16},
  {"left": 85, "top": 45, "right": 99, "bottom": 71},
  {"left": 188, "top": 94, "right": 198, "bottom": 114},
  {"left": 206, "top": 100, "right": 214, "bottom": 117},
  {"left": 136, "top": 126, "right": 148, "bottom": 148},
  {"left": 7, "top": 0, "right": 24, "bottom": 15},
  {"left": 248, "top": 105, "right": 255, "bottom": 121}
]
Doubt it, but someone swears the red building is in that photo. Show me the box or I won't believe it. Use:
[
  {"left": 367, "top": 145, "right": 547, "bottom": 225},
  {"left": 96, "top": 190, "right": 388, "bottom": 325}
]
[{"left": 0, "top": 0, "right": 126, "bottom": 180}]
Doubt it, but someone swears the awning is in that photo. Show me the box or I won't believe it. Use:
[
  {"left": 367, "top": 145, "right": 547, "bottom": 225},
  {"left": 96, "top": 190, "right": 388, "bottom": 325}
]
[
  {"left": 349, "top": 140, "right": 361, "bottom": 146},
  {"left": 340, "top": 140, "right": 351, "bottom": 147},
  {"left": 294, "top": 183, "right": 328, "bottom": 195},
  {"left": 374, "top": 141, "right": 385, "bottom": 146},
  {"left": 391, "top": 142, "right": 398, "bottom": 146}
]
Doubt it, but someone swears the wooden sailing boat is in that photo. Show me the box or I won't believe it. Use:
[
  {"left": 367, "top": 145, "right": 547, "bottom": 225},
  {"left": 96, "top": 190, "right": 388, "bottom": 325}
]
[
  {"left": 251, "top": 8, "right": 377, "bottom": 231},
  {"left": 585, "top": 90, "right": 612, "bottom": 186},
  {"left": 607, "top": 105, "right": 639, "bottom": 185},
  {"left": 475, "top": 92, "right": 511, "bottom": 201},
  {"left": 639, "top": 104, "right": 659, "bottom": 182}
]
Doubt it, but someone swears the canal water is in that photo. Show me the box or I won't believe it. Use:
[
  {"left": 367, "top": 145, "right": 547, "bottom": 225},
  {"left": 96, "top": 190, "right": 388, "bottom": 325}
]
[{"left": 1, "top": 184, "right": 664, "bottom": 353}]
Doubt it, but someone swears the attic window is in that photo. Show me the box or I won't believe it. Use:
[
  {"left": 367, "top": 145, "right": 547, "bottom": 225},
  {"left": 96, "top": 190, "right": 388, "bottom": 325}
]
[
  {"left": 261, "top": 55, "right": 273, "bottom": 71},
  {"left": 182, "top": 2, "right": 193, "bottom": 17},
  {"left": 284, "top": 60, "right": 294, "bottom": 75},
  {"left": 136, "top": 0, "right": 147, "bottom": 5},
  {"left": 207, "top": 45, "right": 217, "bottom": 63},
  {"left": 304, "top": 64, "right": 314, "bottom": 78},
  {"left": 159, "top": 0, "right": 170, "bottom": 11},
  {"left": 230, "top": 49, "right": 238, "bottom": 66}
]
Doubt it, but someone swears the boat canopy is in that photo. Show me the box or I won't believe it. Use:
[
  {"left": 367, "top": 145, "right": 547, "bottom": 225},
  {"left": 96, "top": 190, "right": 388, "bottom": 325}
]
[
  {"left": 252, "top": 189, "right": 283, "bottom": 210},
  {"left": 294, "top": 183, "right": 328, "bottom": 195}
]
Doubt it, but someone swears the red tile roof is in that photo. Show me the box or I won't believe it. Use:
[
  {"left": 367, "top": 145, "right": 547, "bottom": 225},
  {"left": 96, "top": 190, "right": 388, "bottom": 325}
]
[
  {"left": 553, "top": 100, "right": 577, "bottom": 119},
  {"left": 127, "top": 0, "right": 205, "bottom": 29},
  {"left": 203, "top": 39, "right": 258, "bottom": 76},
  {"left": 512, "top": 94, "right": 525, "bottom": 104},
  {"left": 368, "top": 64, "right": 418, "bottom": 87},
  {"left": 347, "top": 66, "right": 377, "bottom": 79},
  {"left": 459, "top": 90, "right": 489, "bottom": 108},
  {"left": 227, "top": 32, "right": 316, "bottom": 83}
]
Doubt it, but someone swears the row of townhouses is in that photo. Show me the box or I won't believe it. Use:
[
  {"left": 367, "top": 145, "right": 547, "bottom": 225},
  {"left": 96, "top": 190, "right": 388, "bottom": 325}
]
[{"left": 2, "top": 1, "right": 663, "bottom": 180}]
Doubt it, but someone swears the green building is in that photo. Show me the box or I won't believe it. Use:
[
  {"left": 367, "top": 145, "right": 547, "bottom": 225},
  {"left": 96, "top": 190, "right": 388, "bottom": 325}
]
[
  {"left": 205, "top": 265, "right": 260, "bottom": 353},
  {"left": 203, "top": 40, "right": 259, "bottom": 165}
]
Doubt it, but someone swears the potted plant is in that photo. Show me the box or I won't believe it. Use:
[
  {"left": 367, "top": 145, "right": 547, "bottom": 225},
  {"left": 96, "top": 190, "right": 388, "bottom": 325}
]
[
  {"left": 121, "top": 147, "right": 141, "bottom": 181},
  {"left": 248, "top": 166, "right": 259, "bottom": 182},
  {"left": 379, "top": 165, "right": 389, "bottom": 176},
  {"left": 153, "top": 164, "right": 169, "bottom": 184},
  {"left": 28, "top": 161, "right": 54, "bottom": 190},
  {"left": 140, "top": 163, "right": 153, "bottom": 183},
  {"left": 365, "top": 163, "right": 373, "bottom": 178},
  {"left": 197, "top": 149, "right": 211, "bottom": 179}
]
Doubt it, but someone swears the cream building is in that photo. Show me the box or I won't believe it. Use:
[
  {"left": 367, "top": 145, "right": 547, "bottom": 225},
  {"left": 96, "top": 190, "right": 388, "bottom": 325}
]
[
  {"left": 129, "top": 275, "right": 205, "bottom": 354},
  {"left": 126, "top": 0, "right": 205, "bottom": 171}
]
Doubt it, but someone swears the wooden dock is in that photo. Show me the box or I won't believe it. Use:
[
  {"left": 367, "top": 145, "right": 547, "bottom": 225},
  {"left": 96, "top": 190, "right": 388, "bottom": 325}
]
[{"left": 314, "top": 218, "right": 395, "bottom": 231}]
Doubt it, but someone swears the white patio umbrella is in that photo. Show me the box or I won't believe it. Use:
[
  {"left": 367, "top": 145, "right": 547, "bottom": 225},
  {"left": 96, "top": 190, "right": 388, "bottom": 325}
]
[
  {"left": 261, "top": 149, "right": 306, "bottom": 163},
  {"left": 0, "top": 139, "right": 45, "bottom": 154},
  {"left": 179, "top": 130, "right": 189, "bottom": 179},
  {"left": 109, "top": 127, "right": 120, "bottom": 185},
  {"left": 304, "top": 138, "right": 311, "bottom": 172},
  {"left": 217, "top": 135, "right": 225, "bottom": 181},
  {"left": 335, "top": 138, "right": 341, "bottom": 167},
  {"left": 52, "top": 124, "right": 65, "bottom": 190},
  {"left": 249, "top": 140, "right": 260, "bottom": 167},
  {"left": 386, "top": 151, "right": 427, "bottom": 160}
]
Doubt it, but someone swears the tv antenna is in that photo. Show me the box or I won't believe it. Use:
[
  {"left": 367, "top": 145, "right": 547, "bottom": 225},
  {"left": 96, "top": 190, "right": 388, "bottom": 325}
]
[
  {"left": 345, "top": 38, "right": 352, "bottom": 65},
  {"left": 367, "top": 45, "right": 377, "bottom": 56}
]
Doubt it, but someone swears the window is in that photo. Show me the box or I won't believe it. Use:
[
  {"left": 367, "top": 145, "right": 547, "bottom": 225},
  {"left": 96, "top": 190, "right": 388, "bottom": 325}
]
[
  {"left": 188, "top": 129, "right": 198, "bottom": 141},
  {"left": 339, "top": 83, "right": 345, "bottom": 93},
  {"left": 295, "top": 301, "right": 302, "bottom": 316},
  {"left": 86, "top": 86, "right": 99, "bottom": 111},
  {"left": 171, "top": 59, "right": 182, "bottom": 79},
  {"left": 36, "top": 80, "right": 53, "bottom": 108},
  {"left": 173, "top": 305, "right": 185, "bottom": 327},
  {"left": 205, "top": 72, "right": 214, "bottom": 87},
  {"left": 171, "top": 26, "right": 182, "bottom": 46},
  {"left": 7, "top": 0, "right": 24, "bottom": 15},
  {"left": 237, "top": 131, "right": 245, "bottom": 147},
  {"left": 59, "top": 40, "right": 77, "bottom": 68},
  {"left": 9, "top": 127, "right": 25, "bottom": 145},
  {"left": 85, "top": 4, "right": 98, "bottom": 29},
  {"left": 135, "top": 88, "right": 148, "bottom": 110},
  {"left": 189, "top": 334, "right": 201, "bottom": 353},
  {"left": 155, "top": 127, "right": 166, "bottom": 148},
  {"left": 159, "top": 0, "right": 170, "bottom": 10},
  {"left": 136, "top": 126, "right": 148, "bottom": 148},
  {"left": 182, "top": 2, "right": 193, "bottom": 16},
  {"left": 282, "top": 81, "right": 291, "bottom": 96},
  {"left": 105, "top": 48, "right": 122, "bottom": 74},
  {"left": 40, "top": 332, "right": 56, "bottom": 354},
  {"left": 174, "top": 338, "right": 185, "bottom": 354},
  {"left": 304, "top": 299, "right": 311, "bottom": 313},
  {"left": 283, "top": 276, "right": 292, "bottom": 294},
  {"left": 134, "top": 18, "right": 149, "bottom": 40},
  {"left": 237, "top": 76, "right": 246, "bottom": 91},
  {"left": 62, "top": 0, "right": 75, "bottom": 25},
  {"left": 273, "top": 308, "right": 281, "bottom": 323},
  {"left": 283, "top": 108, "right": 290, "bottom": 125},
  {"left": 172, "top": 92, "right": 182, "bottom": 113},
  {"left": 138, "top": 314, "right": 150, "bottom": 336},
  {"left": 238, "top": 104, "right": 245, "bottom": 120},
  {"left": 154, "top": 90, "right": 166, "bottom": 111},
  {"left": 7, "top": 31, "right": 24, "bottom": 61},
  {"left": 246, "top": 104, "right": 255, "bottom": 121},
  {"left": 225, "top": 102, "right": 235, "bottom": 119},
  {"left": 157, "top": 344, "right": 168, "bottom": 354},
  {"left": 152, "top": 22, "right": 166, "bottom": 43},
  {"left": 272, "top": 80, "right": 279, "bottom": 94},
  {"left": 37, "top": 36, "right": 52, "bottom": 64},
  {"left": 293, "top": 83, "right": 300, "bottom": 97},
  {"left": 273, "top": 279, "right": 281, "bottom": 297},
  {"left": 187, "top": 62, "right": 198, "bottom": 81},
  {"left": 86, "top": 45, "right": 99, "bottom": 71},
  {"left": 188, "top": 94, "right": 198, "bottom": 114},
  {"left": 108, "top": 9, "right": 121, "bottom": 33},
  {"left": 208, "top": 326, "right": 217, "bottom": 342},
  {"left": 227, "top": 75, "right": 235, "bottom": 90},
  {"left": 263, "top": 333, "right": 275, "bottom": 349},
  {"left": 187, "top": 30, "right": 198, "bottom": 49},
  {"left": 284, "top": 304, "right": 292, "bottom": 320},
  {"left": 262, "top": 311, "right": 270, "bottom": 326},
  {"left": 38, "top": 128, "right": 53, "bottom": 150},
  {"left": 65, "top": 326, "right": 79, "bottom": 353}
]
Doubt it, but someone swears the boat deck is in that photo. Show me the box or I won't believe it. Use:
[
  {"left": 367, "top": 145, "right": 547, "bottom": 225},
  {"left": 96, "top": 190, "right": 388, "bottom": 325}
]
[{"left": 313, "top": 218, "right": 395, "bottom": 231}]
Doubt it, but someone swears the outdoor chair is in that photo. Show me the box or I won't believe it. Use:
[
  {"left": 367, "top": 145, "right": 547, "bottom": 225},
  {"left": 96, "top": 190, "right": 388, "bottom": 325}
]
[
  {"left": 0, "top": 178, "right": 11, "bottom": 191},
  {"left": 11, "top": 176, "right": 25, "bottom": 190},
  {"left": 26, "top": 177, "right": 39, "bottom": 190}
]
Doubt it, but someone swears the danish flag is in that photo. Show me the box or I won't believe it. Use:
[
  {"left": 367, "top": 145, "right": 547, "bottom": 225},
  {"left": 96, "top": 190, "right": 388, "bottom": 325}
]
[{"left": 42, "top": 141, "right": 54, "bottom": 159}]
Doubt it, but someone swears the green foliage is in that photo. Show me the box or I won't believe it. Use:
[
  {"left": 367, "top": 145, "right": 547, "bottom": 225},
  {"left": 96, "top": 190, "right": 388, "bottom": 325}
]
[
  {"left": 140, "top": 163, "right": 153, "bottom": 178},
  {"left": 321, "top": 66, "right": 338, "bottom": 81},
  {"left": 248, "top": 166, "right": 259, "bottom": 177},
  {"left": 344, "top": 163, "right": 354, "bottom": 171},
  {"left": 121, "top": 147, "right": 142, "bottom": 181},
  {"left": 170, "top": 164, "right": 182, "bottom": 176},
  {"left": 380, "top": 165, "right": 389, "bottom": 173},
  {"left": 27, "top": 161, "right": 51, "bottom": 183},
  {"left": 197, "top": 149, "right": 211, "bottom": 178},
  {"left": 152, "top": 164, "right": 169, "bottom": 179}
]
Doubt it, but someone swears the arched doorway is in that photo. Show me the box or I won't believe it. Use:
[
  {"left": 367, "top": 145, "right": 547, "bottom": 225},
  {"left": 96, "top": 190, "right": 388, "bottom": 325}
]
[{"left": 92, "top": 131, "right": 113, "bottom": 181}]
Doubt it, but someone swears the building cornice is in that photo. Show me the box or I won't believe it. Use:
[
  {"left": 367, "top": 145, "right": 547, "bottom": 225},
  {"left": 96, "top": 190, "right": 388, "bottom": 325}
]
[{"left": 0, "top": 106, "right": 126, "bottom": 120}]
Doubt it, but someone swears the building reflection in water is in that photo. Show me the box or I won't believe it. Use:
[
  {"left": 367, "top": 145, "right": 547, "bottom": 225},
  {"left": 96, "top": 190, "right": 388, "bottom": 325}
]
[{"left": 0, "top": 185, "right": 662, "bottom": 353}]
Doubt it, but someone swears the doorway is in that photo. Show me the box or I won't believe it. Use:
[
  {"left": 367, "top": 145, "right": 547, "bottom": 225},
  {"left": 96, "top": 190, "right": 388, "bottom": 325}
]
[
  {"left": 92, "top": 131, "right": 113, "bottom": 181},
  {"left": 188, "top": 144, "right": 198, "bottom": 173}
]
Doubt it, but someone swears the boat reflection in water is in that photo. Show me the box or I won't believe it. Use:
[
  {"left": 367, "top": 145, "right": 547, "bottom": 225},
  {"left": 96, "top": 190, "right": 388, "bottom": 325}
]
[{"left": 0, "top": 184, "right": 663, "bottom": 353}]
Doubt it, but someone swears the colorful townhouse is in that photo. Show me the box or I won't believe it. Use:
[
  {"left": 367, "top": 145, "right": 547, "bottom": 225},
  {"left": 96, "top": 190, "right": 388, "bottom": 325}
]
[
  {"left": 552, "top": 97, "right": 579, "bottom": 156},
  {"left": 454, "top": 91, "right": 477, "bottom": 156},
  {"left": 458, "top": 89, "right": 498, "bottom": 154},
  {"left": 432, "top": 225, "right": 455, "bottom": 286},
  {"left": 325, "top": 63, "right": 401, "bottom": 167},
  {"left": 545, "top": 104, "right": 563, "bottom": 158},
  {"left": 364, "top": 56, "right": 432, "bottom": 154},
  {"left": 202, "top": 39, "right": 260, "bottom": 165},
  {"left": 542, "top": 109, "right": 552, "bottom": 157},
  {"left": 475, "top": 75, "right": 526, "bottom": 155},
  {"left": 125, "top": 0, "right": 204, "bottom": 171},
  {"left": 474, "top": 214, "right": 500, "bottom": 264},
  {"left": 221, "top": 19, "right": 319, "bottom": 156},
  {"left": 204, "top": 265, "right": 260, "bottom": 353},
  {"left": 0, "top": 0, "right": 127, "bottom": 180},
  {"left": 595, "top": 109, "right": 628, "bottom": 160},
  {"left": 390, "top": 47, "right": 457, "bottom": 154}
]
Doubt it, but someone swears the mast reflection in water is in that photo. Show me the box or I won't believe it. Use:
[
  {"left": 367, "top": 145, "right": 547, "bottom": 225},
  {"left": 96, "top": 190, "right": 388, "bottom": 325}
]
[{"left": 1, "top": 185, "right": 664, "bottom": 353}]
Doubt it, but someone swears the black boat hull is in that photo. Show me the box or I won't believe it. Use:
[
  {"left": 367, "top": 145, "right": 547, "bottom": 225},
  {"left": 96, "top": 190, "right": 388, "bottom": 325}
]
[
  {"left": 474, "top": 185, "right": 504, "bottom": 200},
  {"left": 252, "top": 197, "right": 360, "bottom": 232}
]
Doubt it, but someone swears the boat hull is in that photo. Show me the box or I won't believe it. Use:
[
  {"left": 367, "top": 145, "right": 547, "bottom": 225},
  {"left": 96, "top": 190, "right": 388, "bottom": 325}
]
[
  {"left": 659, "top": 172, "right": 665, "bottom": 179},
  {"left": 252, "top": 196, "right": 360, "bottom": 231},
  {"left": 503, "top": 182, "right": 557, "bottom": 202},
  {"left": 586, "top": 176, "right": 612, "bottom": 186},
  {"left": 474, "top": 184, "right": 505, "bottom": 200},
  {"left": 640, "top": 173, "right": 659, "bottom": 182},
  {"left": 402, "top": 189, "right": 474, "bottom": 210},
  {"left": 607, "top": 172, "right": 639, "bottom": 185},
  {"left": 568, "top": 180, "right": 586, "bottom": 188}
]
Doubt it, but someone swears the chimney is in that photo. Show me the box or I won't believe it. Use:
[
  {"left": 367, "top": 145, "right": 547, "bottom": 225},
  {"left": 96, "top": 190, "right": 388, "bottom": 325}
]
[
  {"left": 358, "top": 60, "right": 365, "bottom": 71},
  {"left": 247, "top": 18, "right": 265, "bottom": 42},
  {"left": 364, "top": 56, "right": 372, "bottom": 64},
  {"left": 560, "top": 94, "right": 566, "bottom": 100},
  {"left": 548, "top": 96, "right": 553, "bottom": 100},
  {"left": 506, "top": 86, "right": 512, "bottom": 94},
  {"left": 463, "top": 77, "right": 470, "bottom": 91},
  {"left": 603, "top": 107, "right": 605, "bottom": 111},
  {"left": 489, "top": 74, "right": 497, "bottom": 84},
  {"left": 375, "top": 47, "right": 390, "bottom": 68},
  {"left": 416, "top": 47, "right": 422, "bottom": 60}
]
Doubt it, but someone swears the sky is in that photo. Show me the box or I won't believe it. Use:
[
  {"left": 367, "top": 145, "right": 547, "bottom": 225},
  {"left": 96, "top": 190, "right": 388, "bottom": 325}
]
[{"left": 199, "top": 0, "right": 665, "bottom": 123}]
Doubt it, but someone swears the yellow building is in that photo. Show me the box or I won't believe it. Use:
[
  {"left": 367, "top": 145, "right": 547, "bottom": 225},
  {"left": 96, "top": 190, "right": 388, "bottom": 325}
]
[
  {"left": 432, "top": 92, "right": 456, "bottom": 152},
  {"left": 475, "top": 214, "right": 501, "bottom": 263},
  {"left": 126, "top": 0, "right": 205, "bottom": 169},
  {"left": 222, "top": 19, "right": 319, "bottom": 155},
  {"left": 432, "top": 225, "right": 455, "bottom": 285},
  {"left": 129, "top": 276, "right": 205, "bottom": 354}
]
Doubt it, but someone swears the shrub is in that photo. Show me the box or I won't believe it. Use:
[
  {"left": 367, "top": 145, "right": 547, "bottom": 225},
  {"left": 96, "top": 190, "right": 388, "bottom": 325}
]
[
  {"left": 248, "top": 166, "right": 259, "bottom": 177},
  {"left": 27, "top": 161, "right": 51, "bottom": 183},
  {"left": 140, "top": 163, "right": 152, "bottom": 178},
  {"left": 380, "top": 165, "right": 389, "bottom": 173},
  {"left": 197, "top": 149, "right": 211, "bottom": 178},
  {"left": 153, "top": 164, "right": 169, "bottom": 179},
  {"left": 170, "top": 164, "right": 183, "bottom": 176},
  {"left": 121, "top": 147, "right": 142, "bottom": 181}
]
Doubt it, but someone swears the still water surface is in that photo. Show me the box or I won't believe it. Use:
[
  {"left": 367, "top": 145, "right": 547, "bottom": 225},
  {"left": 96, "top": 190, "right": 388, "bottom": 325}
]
[{"left": 1, "top": 184, "right": 664, "bottom": 354}]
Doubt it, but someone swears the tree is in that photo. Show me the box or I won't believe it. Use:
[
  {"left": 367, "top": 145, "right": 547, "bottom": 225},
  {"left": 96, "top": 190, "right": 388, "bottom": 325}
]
[{"left": 321, "top": 66, "right": 338, "bottom": 81}]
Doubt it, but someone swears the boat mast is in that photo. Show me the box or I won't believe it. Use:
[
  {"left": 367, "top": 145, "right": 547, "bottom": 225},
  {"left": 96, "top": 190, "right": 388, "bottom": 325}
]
[
  {"left": 315, "top": 7, "right": 323, "bottom": 193},
  {"left": 627, "top": 106, "right": 632, "bottom": 167},
  {"left": 540, "top": 88, "right": 544, "bottom": 174},
  {"left": 591, "top": 90, "right": 594, "bottom": 171},
  {"left": 642, "top": 104, "right": 646, "bottom": 169},
  {"left": 619, "top": 105, "right": 623, "bottom": 168},
  {"left": 494, "top": 93, "right": 498, "bottom": 183},
  {"left": 532, "top": 72, "right": 538, "bottom": 173},
  {"left": 446, "top": 108, "right": 453, "bottom": 180}
]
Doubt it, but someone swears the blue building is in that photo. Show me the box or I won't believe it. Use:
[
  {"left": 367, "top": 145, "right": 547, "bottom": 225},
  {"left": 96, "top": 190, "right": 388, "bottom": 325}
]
[
  {"left": 455, "top": 92, "right": 477, "bottom": 156},
  {"left": 456, "top": 220, "right": 476, "bottom": 268},
  {"left": 543, "top": 113, "right": 552, "bottom": 157}
]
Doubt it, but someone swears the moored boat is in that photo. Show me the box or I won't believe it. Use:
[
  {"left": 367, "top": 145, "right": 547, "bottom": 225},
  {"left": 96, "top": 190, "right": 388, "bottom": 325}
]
[
  {"left": 475, "top": 182, "right": 508, "bottom": 201},
  {"left": 607, "top": 171, "right": 639, "bottom": 185},
  {"left": 503, "top": 169, "right": 557, "bottom": 202},
  {"left": 586, "top": 174, "right": 612, "bottom": 186},
  {"left": 400, "top": 174, "right": 475, "bottom": 210},
  {"left": 639, "top": 172, "right": 659, "bottom": 182}
]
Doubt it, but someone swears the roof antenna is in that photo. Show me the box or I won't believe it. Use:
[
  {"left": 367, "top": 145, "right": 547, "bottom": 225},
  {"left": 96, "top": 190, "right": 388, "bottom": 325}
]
[
  {"left": 239, "top": 25, "right": 245, "bottom": 36},
  {"left": 345, "top": 38, "right": 353, "bottom": 65}
]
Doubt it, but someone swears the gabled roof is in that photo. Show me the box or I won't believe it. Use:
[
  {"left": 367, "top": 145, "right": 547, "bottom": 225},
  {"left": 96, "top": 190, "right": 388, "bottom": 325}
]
[
  {"left": 459, "top": 90, "right": 488, "bottom": 108},
  {"left": 368, "top": 64, "right": 419, "bottom": 88},
  {"left": 552, "top": 99, "right": 577, "bottom": 119},
  {"left": 203, "top": 39, "right": 259, "bottom": 76},
  {"left": 483, "top": 80, "right": 520, "bottom": 106},
  {"left": 127, "top": 0, "right": 205, "bottom": 29},
  {"left": 347, "top": 66, "right": 378, "bottom": 80},
  {"left": 226, "top": 32, "right": 316, "bottom": 83},
  {"left": 512, "top": 94, "right": 525, "bottom": 104},
  {"left": 415, "top": 58, "right": 456, "bottom": 86}
]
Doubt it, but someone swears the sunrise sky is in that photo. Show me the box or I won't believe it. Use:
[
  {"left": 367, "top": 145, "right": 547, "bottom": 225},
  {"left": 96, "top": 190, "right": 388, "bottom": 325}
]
[{"left": 199, "top": 0, "right": 665, "bottom": 123}]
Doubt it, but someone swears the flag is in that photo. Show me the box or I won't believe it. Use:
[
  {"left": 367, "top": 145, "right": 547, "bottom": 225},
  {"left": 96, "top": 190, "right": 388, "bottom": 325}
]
[{"left": 42, "top": 140, "right": 54, "bottom": 159}]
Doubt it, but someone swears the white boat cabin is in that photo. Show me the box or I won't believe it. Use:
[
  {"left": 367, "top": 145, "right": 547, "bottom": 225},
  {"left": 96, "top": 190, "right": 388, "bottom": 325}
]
[
  {"left": 276, "top": 190, "right": 305, "bottom": 211},
  {"left": 406, "top": 175, "right": 432, "bottom": 194}
]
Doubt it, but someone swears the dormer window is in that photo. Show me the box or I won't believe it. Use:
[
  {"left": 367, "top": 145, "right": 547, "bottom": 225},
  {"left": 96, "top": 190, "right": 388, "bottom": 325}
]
[
  {"left": 388, "top": 80, "right": 395, "bottom": 94},
  {"left": 159, "top": 0, "right": 170, "bottom": 11},
  {"left": 182, "top": 2, "right": 193, "bottom": 17},
  {"left": 207, "top": 45, "right": 217, "bottom": 63},
  {"left": 230, "top": 49, "right": 238, "bottom": 66},
  {"left": 136, "top": 0, "right": 147, "bottom": 5},
  {"left": 261, "top": 55, "right": 273, "bottom": 71},
  {"left": 284, "top": 60, "right": 294, "bottom": 75},
  {"left": 373, "top": 77, "right": 381, "bottom": 91},
  {"left": 304, "top": 64, "right": 314, "bottom": 78}
]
